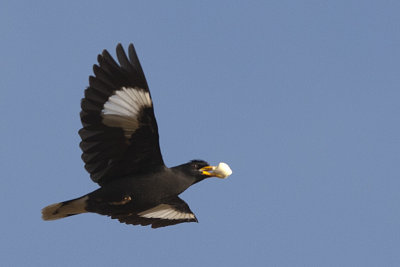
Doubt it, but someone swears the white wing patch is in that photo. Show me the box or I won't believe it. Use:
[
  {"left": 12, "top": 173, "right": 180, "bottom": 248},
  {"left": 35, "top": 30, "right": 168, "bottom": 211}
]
[
  {"left": 101, "top": 87, "right": 152, "bottom": 139},
  {"left": 138, "top": 204, "right": 195, "bottom": 220}
]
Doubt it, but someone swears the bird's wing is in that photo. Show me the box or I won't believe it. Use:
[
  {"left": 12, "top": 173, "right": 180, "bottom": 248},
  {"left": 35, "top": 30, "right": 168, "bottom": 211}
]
[
  {"left": 112, "top": 196, "right": 198, "bottom": 228},
  {"left": 79, "top": 43, "right": 164, "bottom": 186}
]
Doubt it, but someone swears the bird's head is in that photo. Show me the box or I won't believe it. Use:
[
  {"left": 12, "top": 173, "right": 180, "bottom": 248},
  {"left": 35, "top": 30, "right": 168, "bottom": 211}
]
[{"left": 180, "top": 160, "right": 232, "bottom": 182}]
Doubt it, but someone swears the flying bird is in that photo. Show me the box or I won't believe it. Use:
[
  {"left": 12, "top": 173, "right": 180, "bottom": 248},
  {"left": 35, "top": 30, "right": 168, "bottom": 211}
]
[{"left": 42, "top": 43, "right": 232, "bottom": 228}]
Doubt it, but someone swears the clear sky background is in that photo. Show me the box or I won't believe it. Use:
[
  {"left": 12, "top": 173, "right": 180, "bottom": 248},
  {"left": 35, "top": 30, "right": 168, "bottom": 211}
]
[{"left": 1, "top": 1, "right": 399, "bottom": 266}]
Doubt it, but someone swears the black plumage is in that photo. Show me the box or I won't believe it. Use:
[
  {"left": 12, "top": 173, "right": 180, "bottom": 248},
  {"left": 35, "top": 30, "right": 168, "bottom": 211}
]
[{"left": 42, "top": 43, "right": 231, "bottom": 228}]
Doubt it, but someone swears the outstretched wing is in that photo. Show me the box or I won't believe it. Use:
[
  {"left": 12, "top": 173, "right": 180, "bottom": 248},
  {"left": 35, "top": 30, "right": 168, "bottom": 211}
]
[
  {"left": 79, "top": 43, "right": 164, "bottom": 186},
  {"left": 112, "top": 197, "right": 198, "bottom": 228}
]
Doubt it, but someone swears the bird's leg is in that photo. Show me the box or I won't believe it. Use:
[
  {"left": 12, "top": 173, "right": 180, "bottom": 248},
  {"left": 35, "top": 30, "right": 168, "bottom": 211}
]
[{"left": 110, "top": 195, "right": 132, "bottom": 205}]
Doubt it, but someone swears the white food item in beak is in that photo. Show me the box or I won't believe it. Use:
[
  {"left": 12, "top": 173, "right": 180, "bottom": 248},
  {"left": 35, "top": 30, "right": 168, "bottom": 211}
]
[{"left": 213, "top": 162, "right": 232, "bottom": 178}]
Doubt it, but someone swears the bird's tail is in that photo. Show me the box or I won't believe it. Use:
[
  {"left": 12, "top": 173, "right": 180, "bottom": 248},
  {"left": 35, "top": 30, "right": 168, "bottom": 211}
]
[{"left": 42, "top": 196, "right": 89, "bottom": 221}]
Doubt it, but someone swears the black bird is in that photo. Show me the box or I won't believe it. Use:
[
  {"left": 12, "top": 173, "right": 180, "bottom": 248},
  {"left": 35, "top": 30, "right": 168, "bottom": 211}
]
[{"left": 42, "top": 43, "right": 232, "bottom": 228}]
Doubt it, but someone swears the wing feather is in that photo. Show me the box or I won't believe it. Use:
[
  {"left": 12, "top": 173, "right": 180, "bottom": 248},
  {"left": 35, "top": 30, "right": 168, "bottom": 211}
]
[
  {"left": 79, "top": 43, "right": 164, "bottom": 186},
  {"left": 110, "top": 197, "right": 198, "bottom": 228}
]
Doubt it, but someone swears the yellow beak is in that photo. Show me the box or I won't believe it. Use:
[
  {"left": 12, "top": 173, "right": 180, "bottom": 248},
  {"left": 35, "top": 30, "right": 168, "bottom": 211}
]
[{"left": 199, "top": 165, "right": 216, "bottom": 177}]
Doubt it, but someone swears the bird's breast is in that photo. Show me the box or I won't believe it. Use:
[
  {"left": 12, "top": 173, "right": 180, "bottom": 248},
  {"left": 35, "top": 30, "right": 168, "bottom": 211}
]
[{"left": 102, "top": 174, "right": 190, "bottom": 204}]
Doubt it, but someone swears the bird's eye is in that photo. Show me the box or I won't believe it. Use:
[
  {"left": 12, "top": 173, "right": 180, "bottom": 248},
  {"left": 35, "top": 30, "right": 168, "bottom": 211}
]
[{"left": 193, "top": 164, "right": 198, "bottom": 169}]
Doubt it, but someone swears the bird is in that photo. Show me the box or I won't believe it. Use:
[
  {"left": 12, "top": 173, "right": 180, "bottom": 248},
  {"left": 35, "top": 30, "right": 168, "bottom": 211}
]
[{"left": 42, "top": 43, "right": 232, "bottom": 228}]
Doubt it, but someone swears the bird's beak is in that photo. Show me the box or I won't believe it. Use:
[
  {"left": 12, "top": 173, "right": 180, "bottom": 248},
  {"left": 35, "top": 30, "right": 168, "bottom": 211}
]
[
  {"left": 199, "top": 166, "right": 217, "bottom": 177},
  {"left": 199, "top": 162, "right": 232, "bottom": 179}
]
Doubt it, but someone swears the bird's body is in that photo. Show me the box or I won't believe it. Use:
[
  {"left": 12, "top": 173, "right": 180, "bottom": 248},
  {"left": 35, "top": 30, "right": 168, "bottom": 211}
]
[
  {"left": 42, "top": 43, "right": 232, "bottom": 228},
  {"left": 88, "top": 165, "right": 197, "bottom": 205}
]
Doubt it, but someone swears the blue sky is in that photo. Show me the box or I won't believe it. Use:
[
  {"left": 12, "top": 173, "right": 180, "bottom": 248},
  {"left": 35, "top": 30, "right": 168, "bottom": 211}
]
[{"left": 1, "top": 0, "right": 399, "bottom": 266}]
